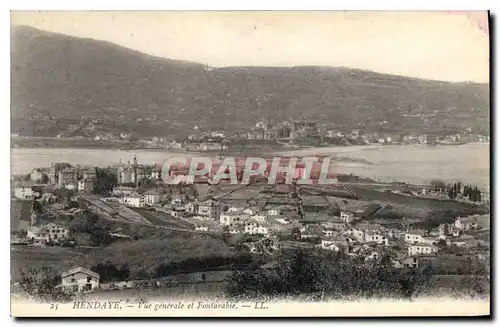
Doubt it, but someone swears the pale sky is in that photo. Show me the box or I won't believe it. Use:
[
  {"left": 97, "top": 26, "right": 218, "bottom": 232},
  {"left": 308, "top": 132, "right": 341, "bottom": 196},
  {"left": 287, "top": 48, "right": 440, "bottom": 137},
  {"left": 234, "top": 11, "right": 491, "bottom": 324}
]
[{"left": 11, "top": 11, "right": 490, "bottom": 83}]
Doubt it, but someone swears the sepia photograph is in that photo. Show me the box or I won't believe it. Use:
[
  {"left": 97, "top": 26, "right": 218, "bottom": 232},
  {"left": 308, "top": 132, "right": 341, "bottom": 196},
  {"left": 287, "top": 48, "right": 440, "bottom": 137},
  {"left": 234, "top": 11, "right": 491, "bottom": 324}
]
[{"left": 9, "top": 10, "right": 490, "bottom": 317}]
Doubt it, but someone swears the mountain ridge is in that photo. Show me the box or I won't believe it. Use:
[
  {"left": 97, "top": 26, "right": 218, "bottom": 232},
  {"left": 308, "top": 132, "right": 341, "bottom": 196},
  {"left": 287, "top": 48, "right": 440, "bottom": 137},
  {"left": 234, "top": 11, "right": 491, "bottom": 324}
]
[{"left": 11, "top": 25, "right": 489, "bottom": 136}]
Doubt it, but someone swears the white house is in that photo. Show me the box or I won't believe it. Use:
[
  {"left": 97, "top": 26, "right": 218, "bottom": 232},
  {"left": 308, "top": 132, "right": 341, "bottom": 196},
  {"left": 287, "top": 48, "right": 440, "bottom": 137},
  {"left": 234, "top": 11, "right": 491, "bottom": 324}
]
[
  {"left": 404, "top": 232, "right": 425, "bottom": 244},
  {"left": 421, "top": 237, "right": 438, "bottom": 246},
  {"left": 454, "top": 216, "right": 478, "bottom": 231},
  {"left": 340, "top": 211, "right": 354, "bottom": 223},
  {"left": 220, "top": 212, "right": 248, "bottom": 226},
  {"left": 78, "top": 180, "right": 94, "bottom": 193},
  {"left": 452, "top": 241, "right": 468, "bottom": 248},
  {"left": 27, "top": 223, "right": 70, "bottom": 243},
  {"left": 244, "top": 222, "right": 269, "bottom": 236},
  {"left": 250, "top": 214, "right": 267, "bottom": 223},
  {"left": 321, "top": 239, "right": 341, "bottom": 252},
  {"left": 64, "top": 182, "right": 78, "bottom": 191},
  {"left": 323, "top": 228, "right": 336, "bottom": 237},
  {"left": 267, "top": 208, "right": 282, "bottom": 216},
  {"left": 61, "top": 267, "right": 100, "bottom": 292},
  {"left": 26, "top": 226, "right": 50, "bottom": 243},
  {"left": 227, "top": 206, "right": 245, "bottom": 213},
  {"left": 14, "top": 187, "right": 35, "bottom": 200},
  {"left": 344, "top": 228, "right": 364, "bottom": 242},
  {"left": 122, "top": 194, "right": 145, "bottom": 207},
  {"left": 408, "top": 244, "right": 438, "bottom": 256},
  {"left": 195, "top": 225, "right": 209, "bottom": 232},
  {"left": 171, "top": 205, "right": 187, "bottom": 218},
  {"left": 365, "top": 251, "right": 381, "bottom": 261},
  {"left": 364, "top": 232, "right": 389, "bottom": 246},
  {"left": 144, "top": 190, "right": 161, "bottom": 205},
  {"left": 243, "top": 207, "right": 259, "bottom": 215}
]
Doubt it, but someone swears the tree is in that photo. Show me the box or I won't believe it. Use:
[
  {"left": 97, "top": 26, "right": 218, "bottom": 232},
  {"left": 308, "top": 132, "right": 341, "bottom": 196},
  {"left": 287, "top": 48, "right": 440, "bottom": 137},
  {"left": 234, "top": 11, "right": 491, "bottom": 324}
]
[
  {"left": 290, "top": 227, "right": 302, "bottom": 240},
  {"left": 448, "top": 187, "right": 457, "bottom": 200},
  {"left": 40, "top": 173, "right": 49, "bottom": 184},
  {"left": 89, "top": 226, "right": 113, "bottom": 246},
  {"left": 16, "top": 266, "right": 73, "bottom": 302},
  {"left": 437, "top": 239, "right": 447, "bottom": 248},
  {"left": 379, "top": 253, "right": 393, "bottom": 268},
  {"left": 91, "top": 262, "right": 129, "bottom": 282}
]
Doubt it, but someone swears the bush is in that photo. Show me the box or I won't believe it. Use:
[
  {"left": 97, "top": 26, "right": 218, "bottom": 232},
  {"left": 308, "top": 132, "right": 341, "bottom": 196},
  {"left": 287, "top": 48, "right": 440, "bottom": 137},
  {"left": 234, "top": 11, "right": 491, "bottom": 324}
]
[
  {"left": 155, "top": 254, "right": 254, "bottom": 278},
  {"left": 91, "top": 261, "right": 130, "bottom": 283},
  {"left": 225, "top": 250, "right": 435, "bottom": 300},
  {"left": 16, "top": 266, "right": 73, "bottom": 302}
]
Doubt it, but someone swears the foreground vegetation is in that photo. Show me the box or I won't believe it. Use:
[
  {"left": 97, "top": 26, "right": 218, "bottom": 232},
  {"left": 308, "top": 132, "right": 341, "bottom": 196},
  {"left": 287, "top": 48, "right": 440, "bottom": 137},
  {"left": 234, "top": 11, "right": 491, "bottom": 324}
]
[{"left": 224, "top": 250, "right": 489, "bottom": 301}]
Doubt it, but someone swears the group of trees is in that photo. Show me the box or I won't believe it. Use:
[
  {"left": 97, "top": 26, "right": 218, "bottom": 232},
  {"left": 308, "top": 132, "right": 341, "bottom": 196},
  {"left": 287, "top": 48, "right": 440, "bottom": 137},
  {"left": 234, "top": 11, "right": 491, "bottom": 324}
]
[
  {"left": 447, "top": 181, "right": 483, "bottom": 202},
  {"left": 94, "top": 168, "right": 118, "bottom": 194},
  {"left": 69, "top": 212, "right": 114, "bottom": 246},
  {"left": 225, "top": 250, "right": 434, "bottom": 300},
  {"left": 463, "top": 185, "right": 483, "bottom": 202},
  {"left": 91, "top": 261, "right": 130, "bottom": 283},
  {"left": 16, "top": 267, "right": 73, "bottom": 302},
  {"left": 155, "top": 254, "right": 254, "bottom": 278}
]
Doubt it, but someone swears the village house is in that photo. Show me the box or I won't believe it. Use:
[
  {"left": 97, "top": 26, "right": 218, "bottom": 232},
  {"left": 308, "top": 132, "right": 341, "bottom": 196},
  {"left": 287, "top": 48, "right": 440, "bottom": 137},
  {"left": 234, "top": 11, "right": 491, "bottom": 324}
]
[
  {"left": 143, "top": 190, "right": 161, "bottom": 206},
  {"left": 340, "top": 211, "right": 354, "bottom": 224},
  {"left": 324, "top": 217, "right": 348, "bottom": 231},
  {"left": 197, "top": 199, "right": 220, "bottom": 220},
  {"left": 250, "top": 213, "right": 267, "bottom": 223},
  {"left": 274, "top": 216, "right": 291, "bottom": 224},
  {"left": 112, "top": 186, "right": 136, "bottom": 197},
  {"left": 171, "top": 197, "right": 184, "bottom": 206},
  {"left": 344, "top": 227, "right": 364, "bottom": 242},
  {"left": 48, "top": 162, "right": 72, "bottom": 185},
  {"left": 421, "top": 237, "right": 438, "bottom": 246},
  {"left": 61, "top": 267, "right": 100, "bottom": 292},
  {"left": 402, "top": 257, "right": 419, "bottom": 268},
  {"left": 220, "top": 212, "right": 248, "bottom": 226},
  {"left": 454, "top": 216, "right": 478, "bottom": 231},
  {"left": 227, "top": 205, "right": 245, "bottom": 213},
  {"left": 300, "top": 225, "right": 324, "bottom": 239},
  {"left": 267, "top": 208, "right": 282, "bottom": 216},
  {"left": 82, "top": 167, "right": 97, "bottom": 180},
  {"left": 364, "top": 232, "right": 389, "bottom": 246},
  {"left": 78, "top": 179, "right": 94, "bottom": 193},
  {"left": 171, "top": 204, "right": 187, "bottom": 218},
  {"left": 26, "top": 226, "right": 49, "bottom": 243},
  {"left": 122, "top": 193, "right": 145, "bottom": 207},
  {"left": 58, "top": 167, "right": 78, "bottom": 187},
  {"left": 244, "top": 222, "right": 269, "bottom": 236},
  {"left": 404, "top": 231, "right": 425, "bottom": 244},
  {"left": 228, "top": 225, "right": 242, "bottom": 234},
  {"left": 14, "top": 187, "right": 35, "bottom": 200},
  {"left": 243, "top": 207, "right": 259, "bottom": 215},
  {"left": 408, "top": 244, "right": 439, "bottom": 256},
  {"left": 323, "top": 228, "right": 336, "bottom": 237},
  {"left": 452, "top": 241, "right": 468, "bottom": 248},
  {"left": 321, "top": 239, "right": 342, "bottom": 252},
  {"left": 27, "top": 223, "right": 70, "bottom": 243},
  {"left": 184, "top": 202, "right": 196, "bottom": 214},
  {"left": 365, "top": 251, "right": 381, "bottom": 261},
  {"left": 195, "top": 225, "right": 209, "bottom": 232},
  {"left": 393, "top": 256, "right": 419, "bottom": 268},
  {"left": 418, "top": 134, "right": 428, "bottom": 144}
]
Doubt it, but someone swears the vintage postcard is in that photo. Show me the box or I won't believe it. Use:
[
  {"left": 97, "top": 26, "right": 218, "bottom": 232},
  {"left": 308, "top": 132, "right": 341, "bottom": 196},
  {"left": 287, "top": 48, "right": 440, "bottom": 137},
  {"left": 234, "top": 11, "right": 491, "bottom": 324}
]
[{"left": 10, "top": 11, "right": 490, "bottom": 317}]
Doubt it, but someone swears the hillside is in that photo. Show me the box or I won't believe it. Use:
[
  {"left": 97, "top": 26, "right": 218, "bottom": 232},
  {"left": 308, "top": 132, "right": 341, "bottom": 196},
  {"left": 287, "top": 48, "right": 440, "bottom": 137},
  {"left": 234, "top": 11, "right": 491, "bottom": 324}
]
[{"left": 11, "top": 25, "right": 490, "bottom": 137}]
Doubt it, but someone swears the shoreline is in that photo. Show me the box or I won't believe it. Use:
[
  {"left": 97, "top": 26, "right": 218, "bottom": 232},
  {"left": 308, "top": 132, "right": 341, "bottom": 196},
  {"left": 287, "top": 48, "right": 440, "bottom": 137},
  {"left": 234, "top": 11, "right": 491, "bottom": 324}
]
[{"left": 11, "top": 140, "right": 489, "bottom": 153}]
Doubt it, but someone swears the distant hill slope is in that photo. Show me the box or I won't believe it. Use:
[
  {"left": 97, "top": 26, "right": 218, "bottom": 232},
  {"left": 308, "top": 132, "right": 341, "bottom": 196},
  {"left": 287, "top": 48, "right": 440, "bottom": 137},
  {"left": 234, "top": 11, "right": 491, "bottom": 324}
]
[{"left": 11, "top": 25, "right": 489, "bottom": 135}]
